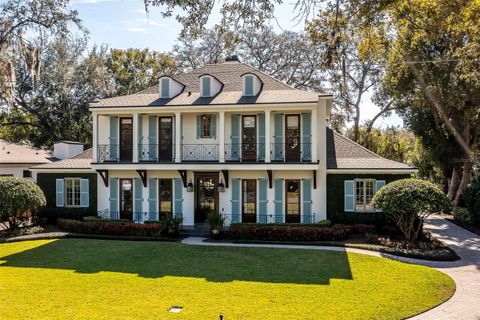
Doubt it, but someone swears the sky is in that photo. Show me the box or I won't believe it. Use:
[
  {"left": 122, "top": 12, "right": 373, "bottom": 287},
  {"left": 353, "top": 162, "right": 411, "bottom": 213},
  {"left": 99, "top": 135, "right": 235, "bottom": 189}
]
[{"left": 69, "top": 0, "right": 403, "bottom": 128}]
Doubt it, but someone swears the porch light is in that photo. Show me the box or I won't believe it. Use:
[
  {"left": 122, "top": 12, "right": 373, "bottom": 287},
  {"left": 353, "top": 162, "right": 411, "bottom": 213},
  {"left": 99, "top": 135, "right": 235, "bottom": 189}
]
[
  {"left": 201, "top": 113, "right": 209, "bottom": 120},
  {"left": 187, "top": 179, "right": 194, "bottom": 192},
  {"left": 218, "top": 180, "right": 225, "bottom": 192}
]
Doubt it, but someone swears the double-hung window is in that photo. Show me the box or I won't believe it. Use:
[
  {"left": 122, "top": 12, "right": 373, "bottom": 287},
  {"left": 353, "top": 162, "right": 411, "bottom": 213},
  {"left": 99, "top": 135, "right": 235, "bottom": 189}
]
[
  {"left": 201, "top": 115, "right": 212, "bottom": 138},
  {"left": 355, "top": 179, "right": 376, "bottom": 212},
  {"left": 65, "top": 178, "right": 81, "bottom": 207}
]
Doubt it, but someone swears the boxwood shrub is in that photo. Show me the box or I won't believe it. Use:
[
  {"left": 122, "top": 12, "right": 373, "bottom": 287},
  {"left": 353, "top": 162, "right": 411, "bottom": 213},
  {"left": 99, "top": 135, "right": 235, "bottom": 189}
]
[{"left": 58, "top": 219, "right": 162, "bottom": 237}]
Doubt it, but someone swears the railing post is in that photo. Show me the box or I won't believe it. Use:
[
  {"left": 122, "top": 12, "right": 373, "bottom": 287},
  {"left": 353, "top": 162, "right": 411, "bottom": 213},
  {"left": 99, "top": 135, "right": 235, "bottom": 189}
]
[
  {"left": 219, "top": 111, "right": 225, "bottom": 163},
  {"left": 265, "top": 110, "right": 271, "bottom": 162},
  {"left": 175, "top": 112, "right": 181, "bottom": 163}
]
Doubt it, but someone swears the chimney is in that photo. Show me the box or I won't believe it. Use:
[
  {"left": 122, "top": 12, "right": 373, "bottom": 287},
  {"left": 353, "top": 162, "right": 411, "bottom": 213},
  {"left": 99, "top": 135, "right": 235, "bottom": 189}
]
[
  {"left": 53, "top": 141, "right": 84, "bottom": 160},
  {"left": 225, "top": 54, "right": 240, "bottom": 62}
]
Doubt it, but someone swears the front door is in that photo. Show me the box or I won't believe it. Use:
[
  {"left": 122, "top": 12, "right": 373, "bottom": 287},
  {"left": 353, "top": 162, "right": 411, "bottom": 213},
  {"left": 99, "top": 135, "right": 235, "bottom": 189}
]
[
  {"left": 119, "top": 178, "right": 133, "bottom": 220},
  {"left": 159, "top": 178, "right": 173, "bottom": 219},
  {"left": 285, "top": 115, "right": 300, "bottom": 162},
  {"left": 120, "top": 117, "right": 133, "bottom": 162},
  {"left": 285, "top": 179, "right": 301, "bottom": 223},
  {"left": 242, "top": 115, "right": 257, "bottom": 161},
  {"left": 158, "top": 117, "right": 173, "bottom": 162},
  {"left": 242, "top": 179, "right": 257, "bottom": 223},
  {"left": 195, "top": 173, "right": 219, "bottom": 223}
]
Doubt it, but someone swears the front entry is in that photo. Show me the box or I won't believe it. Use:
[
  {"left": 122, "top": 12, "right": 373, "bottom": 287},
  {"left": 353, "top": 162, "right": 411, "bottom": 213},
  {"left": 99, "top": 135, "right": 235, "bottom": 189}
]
[
  {"left": 285, "top": 179, "right": 301, "bottom": 223},
  {"left": 119, "top": 178, "right": 133, "bottom": 220},
  {"left": 158, "top": 117, "right": 173, "bottom": 162},
  {"left": 195, "top": 172, "right": 219, "bottom": 223},
  {"left": 119, "top": 117, "right": 133, "bottom": 162},
  {"left": 242, "top": 115, "right": 257, "bottom": 161},
  {"left": 285, "top": 115, "right": 300, "bottom": 162}
]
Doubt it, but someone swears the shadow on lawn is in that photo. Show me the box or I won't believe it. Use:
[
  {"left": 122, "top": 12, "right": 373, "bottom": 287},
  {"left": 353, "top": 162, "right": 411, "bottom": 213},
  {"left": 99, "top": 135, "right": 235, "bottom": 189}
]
[{"left": 0, "top": 239, "right": 353, "bottom": 284}]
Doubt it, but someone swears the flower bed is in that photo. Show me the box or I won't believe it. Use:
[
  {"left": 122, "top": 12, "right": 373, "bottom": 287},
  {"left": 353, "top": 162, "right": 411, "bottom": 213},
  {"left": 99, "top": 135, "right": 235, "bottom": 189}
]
[{"left": 58, "top": 219, "right": 162, "bottom": 237}]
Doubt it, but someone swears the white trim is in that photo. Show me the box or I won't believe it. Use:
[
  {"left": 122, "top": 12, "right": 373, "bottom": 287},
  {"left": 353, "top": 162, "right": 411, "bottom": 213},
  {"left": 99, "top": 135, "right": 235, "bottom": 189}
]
[
  {"left": 327, "top": 169, "right": 416, "bottom": 174},
  {"left": 31, "top": 168, "right": 94, "bottom": 173},
  {"left": 92, "top": 163, "right": 320, "bottom": 171}
]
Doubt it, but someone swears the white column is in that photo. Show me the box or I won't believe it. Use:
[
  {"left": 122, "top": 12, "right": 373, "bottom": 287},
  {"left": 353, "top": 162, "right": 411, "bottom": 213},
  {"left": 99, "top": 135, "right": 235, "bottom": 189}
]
[
  {"left": 132, "top": 113, "right": 139, "bottom": 162},
  {"left": 311, "top": 107, "right": 318, "bottom": 163},
  {"left": 264, "top": 110, "right": 271, "bottom": 162},
  {"left": 219, "top": 111, "right": 225, "bottom": 162},
  {"left": 175, "top": 112, "right": 182, "bottom": 163},
  {"left": 92, "top": 113, "right": 98, "bottom": 162}
]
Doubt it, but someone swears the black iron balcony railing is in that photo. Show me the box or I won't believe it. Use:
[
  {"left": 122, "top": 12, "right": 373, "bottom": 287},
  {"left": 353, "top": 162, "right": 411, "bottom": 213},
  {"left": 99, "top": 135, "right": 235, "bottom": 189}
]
[
  {"left": 224, "top": 143, "right": 265, "bottom": 162},
  {"left": 221, "top": 213, "right": 315, "bottom": 224},
  {"left": 97, "top": 144, "right": 134, "bottom": 162},
  {"left": 138, "top": 142, "right": 175, "bottom": 162},
  {"left": 271, "top": 142, "right": 312, "bottom": 162},
  {"left": 182, "top": 144, "right": 219, "bottom": 162}
]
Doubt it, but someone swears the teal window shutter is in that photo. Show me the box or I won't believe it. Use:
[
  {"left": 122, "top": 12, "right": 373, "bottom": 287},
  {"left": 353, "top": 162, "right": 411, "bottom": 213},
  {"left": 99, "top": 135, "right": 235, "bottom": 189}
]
[
  {"left": 231, "top": 114, "right": 240, "bottom": 160},
  {"left": 56, "top": 179, "right": 64, "bottom": 207},
  {"left": 302, "top": 179, "right": 312, "bottom": 223},
  {"left": 274, "top": 113, "right": 284, "bottom": 161},
  {"left": 134, "top": 178, "right": 143, "bottom": 222},
  {"left": 80, "top": 179, "right": 89, "bottom": 208},
  {"left": 344, "top": 180, "right": 355, "bottom": 212},
  {"left": 258, "top": 113, "right": 265, "bottom": 161},
  {"left": 375, "top": 180, "right": 386, "bottom": 212},
  {"left": 231, "top": 178, "right": 241, "bottom": 223},
  {"left": 274, "top": 179, "right": 284, "bottom": 223},
  {"left": 174, "top": 178, "right": 183, "bottom": 218},
  {"left": 161, "top": 78, "right": 170, "bottom": 98},
  {"left": 148, "top": 116, "right": 157, "bottom": 160},
  {"left": 258, "top": 178, "right": 267, "bottom": 223},
  {"left": 196, "top": 115, "right": 201, "bottom": 139},
  {"left": 148, "top": 178, "right": 158, "bottom": 221},
  {"left": 109, "top": 117, "right": 119, "bottom": 160},
  {"left": 244, "top": 75, "right": 254, "bottom": 96},
  {"left": 301, "top": 112, "right": 312, "bottom": 161},
  {"left": 202, "top": 77, "right": 211, "bottom": 97},
  {"left": 109, "top": 178, "right": 119, "bottom": 218},
  {"left": 211, "top": 114, "right": 217, "bottom": 138}
]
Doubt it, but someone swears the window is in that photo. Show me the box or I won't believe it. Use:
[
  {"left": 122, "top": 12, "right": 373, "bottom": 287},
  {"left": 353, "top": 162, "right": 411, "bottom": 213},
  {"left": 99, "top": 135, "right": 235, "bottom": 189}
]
[
  {"left": 65, "top": 178, "right": 81, "bottom": 207},
  {"left": 159, "top": 179, "right": 173, "bottom": 217},
  {"left": 244, "top": 75, "right": 254, "bottom": 96},
  {"left": 201, "top": 114, "right": 212, "bottom": 138},
  {"left": 242, "top": 179, "right": 256, "bottom": 222},
  {"left": 23, "top": 170, "right": 32, "bottom": 178},
  {"left": 201, "top": 76, "right": 211, "bottom": 97},
  {"left": 355, "top": 179, "right": 376, "bottom": 212},
  {"left": 285, "top": 179, "right": 301, "bottom": 223},
  {"left": 161, "top": 78, "right": 170, "bottom": 98}
]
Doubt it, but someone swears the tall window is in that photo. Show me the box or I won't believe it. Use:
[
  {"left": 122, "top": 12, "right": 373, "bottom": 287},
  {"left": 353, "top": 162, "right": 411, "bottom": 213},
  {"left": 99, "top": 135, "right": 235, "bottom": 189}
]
[
  {"left": 201, "top": 115, "right": 212, "bottom": 138},
  {"left": 355, "top": 179, "right": 375, "bottom": 212},
  {"left": 159, "top": 179, "right": 173, "bottom": 218},
  {"left": 244, "top": 75, "right": 254, "bottom": 96},
  {"left": 285, "top": 179, "right": 301, "bottom": 223},
  {"left": 65, "top": 178, "right": 81, "bottom": 207},
  {"left": 201, "top": 76, "right": 211, "bottom": 97},
  {"left": 161, "top": 78, "right": 170, "bottom": 98},
  {"left": 242, "top": 179, "right": 256, "bottom": 222}
]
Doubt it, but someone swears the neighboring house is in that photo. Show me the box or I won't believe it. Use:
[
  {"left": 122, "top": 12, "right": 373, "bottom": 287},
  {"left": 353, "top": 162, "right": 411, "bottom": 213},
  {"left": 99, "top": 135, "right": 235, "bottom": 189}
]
[
  {"left": 0, "top": 139, "right": 56, "bottom": 181},
  {"left": 31, "top": 148, "right": 97, "bottom": 219},
  {"left": 81, "top": 56, "right": 415, "bottom": 227}
]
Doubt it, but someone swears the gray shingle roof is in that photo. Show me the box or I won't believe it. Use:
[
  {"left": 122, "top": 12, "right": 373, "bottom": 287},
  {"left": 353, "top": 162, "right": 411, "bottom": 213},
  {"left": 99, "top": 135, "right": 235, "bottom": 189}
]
[
  {"left": 90, "top": 61, "right": 324, "bottom": 108},
  {"left": 0, "top": 139, "right": 56, "bottom": 164},
  {"left": 31, "top": 148, "right": 92, "bottom": 170},
  {"left": 326, "top": 128, "right": 414, "bottom": 170}
]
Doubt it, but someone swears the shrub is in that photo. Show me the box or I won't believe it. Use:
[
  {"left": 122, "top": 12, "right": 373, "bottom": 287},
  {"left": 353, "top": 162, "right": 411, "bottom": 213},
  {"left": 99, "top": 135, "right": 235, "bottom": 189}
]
[
  {"left": 229, "top": 220, "right": 332, "bottom": 228},
  {"left": 58, "top": 219, "right": 164, "bottom": 237},
  {"left": 228, "top": 224, "right": 349, "bottom": 241},
  {"left": 459, "top": 179, "right": 480, "bottom": 226},
  {"left": 207, "top": 211, "right": 225, "bottom": 239},
  {"left": 0, "top": 177, "right": 46, "bottom": 230},
  {"left": 372, "top": 178, "right": 451, "bottom": 242},
  {"left": 452, "top": 207, "right": 474, "bottom": 225},
  {"left": 83, "top": 216, "right": 131, "bottom": 223}
]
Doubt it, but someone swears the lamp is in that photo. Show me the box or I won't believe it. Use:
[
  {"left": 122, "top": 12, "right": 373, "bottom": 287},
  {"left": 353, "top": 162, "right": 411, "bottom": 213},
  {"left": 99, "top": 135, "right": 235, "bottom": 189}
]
[
  {"left": 201, "top": 113, "right": 209, "bottom": 120},
  {"left": 187, "top": 179, "right": 194, "bottom": 192},
  {"left": 218, "top": 180, "right": 225, "bottom": 192}
]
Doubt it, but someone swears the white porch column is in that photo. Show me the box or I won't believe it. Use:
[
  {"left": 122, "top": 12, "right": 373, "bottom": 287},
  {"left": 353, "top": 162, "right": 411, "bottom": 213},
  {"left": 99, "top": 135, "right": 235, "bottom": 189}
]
[
  {"left": 264, "top": 110, "right": 271, "bottom": 162},
  {"left": 219, "top": 111, "right": 225, "bottom": 162},
  {"left": 311, "top": 107, "right": 318, "bottom": 163},
  {"left": 132, "top": 113, "right": 139, "bottom": 162},
  {"left": 92, "top": 113, "right": 98, "bottom": 162},
  {"left": 175, "top": 112, "right": 182, "bottom": 163}
]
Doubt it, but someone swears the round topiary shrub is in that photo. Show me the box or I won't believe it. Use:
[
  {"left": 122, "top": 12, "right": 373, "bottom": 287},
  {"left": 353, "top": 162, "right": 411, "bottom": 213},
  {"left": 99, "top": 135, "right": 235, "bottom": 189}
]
[
  {"left": 0, "top": 177, "right": 46, "bottom": 230},
  {"left": 372, "top": 178, "right": 451, "bottom": 242}
]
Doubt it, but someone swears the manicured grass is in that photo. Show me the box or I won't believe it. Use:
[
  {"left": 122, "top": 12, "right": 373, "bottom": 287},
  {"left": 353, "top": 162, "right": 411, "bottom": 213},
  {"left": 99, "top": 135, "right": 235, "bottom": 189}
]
[{"left": 0, "top": 239, "right": 454, "bottom": 320}]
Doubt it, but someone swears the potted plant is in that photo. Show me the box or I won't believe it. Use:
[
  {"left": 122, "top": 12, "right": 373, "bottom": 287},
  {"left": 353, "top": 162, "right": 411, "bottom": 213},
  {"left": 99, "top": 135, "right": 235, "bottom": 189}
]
[
  {"left": 159, "top": 214, "right": 183, "bottom": 237},
  {"left": 207, "top": 211, "right": 225, "bottom": 240}
]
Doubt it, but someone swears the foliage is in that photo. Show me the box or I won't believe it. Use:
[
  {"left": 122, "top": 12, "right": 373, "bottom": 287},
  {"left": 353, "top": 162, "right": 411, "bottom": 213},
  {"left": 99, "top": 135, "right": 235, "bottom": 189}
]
[
  {"left": 83, "top": 216, "right": 131, "bottom": 223},
  {"left": 206, "top": 211, "right": 225, "bottom": 232},
  {"left": 0, "top": 177, "right": 46, "bottom": 230},
  {"left": 231, "top": 220, "right": 332, "bottom": 228},
  {"left": 372, "top": 179, "right": 451, "bottom": 242},
  {"left": 459, "top": 178, "right": 480, "bottom": 226},
  {"left": 57, "top": 219, "right": 169, "bottom": 237},
  {"left": 452, "top": 207, "right": 474, "bottom": 226},
  {"left": 158, "top": 214, "right": 183, "bottom": 237},
  {"left": 0, "top": 239, "right": 455, "bottom": 320},
  {"left": 106, "top": 48, "right": 177, "bottom": 96}
]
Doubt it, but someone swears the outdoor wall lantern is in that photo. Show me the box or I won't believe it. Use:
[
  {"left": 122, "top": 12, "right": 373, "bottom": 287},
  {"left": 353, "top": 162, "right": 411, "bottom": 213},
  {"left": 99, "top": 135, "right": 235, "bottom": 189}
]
[
  {"left": 218, "top": 180, "right": 225, "bottom": 192},
  {"left": 187, "top": 179, "right": 194, "bottom": 192}
]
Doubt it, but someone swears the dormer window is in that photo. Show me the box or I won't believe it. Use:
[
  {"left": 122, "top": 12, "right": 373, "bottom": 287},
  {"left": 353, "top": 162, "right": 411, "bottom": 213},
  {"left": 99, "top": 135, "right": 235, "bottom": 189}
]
[
  {"left": 161, "top": 78, "right": 170, "bottom": 98},
  {"left": 242, "top": 73, "right": 262, "bottom": 96},
  {"left": 159, "top": 76, "right": 184, "bottom": 99},
  {"left": 201, "top": 76, "right": 211, "bottom": 97},
  {"left": 244, "top": 75, "right": 254, "bottom": 96}
]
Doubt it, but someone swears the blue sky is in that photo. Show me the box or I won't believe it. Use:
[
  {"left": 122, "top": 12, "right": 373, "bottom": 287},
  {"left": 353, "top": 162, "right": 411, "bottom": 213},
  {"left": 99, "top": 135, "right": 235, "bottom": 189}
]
[{"left": 69, "top": 0, "right": 403, "bottom": 128}]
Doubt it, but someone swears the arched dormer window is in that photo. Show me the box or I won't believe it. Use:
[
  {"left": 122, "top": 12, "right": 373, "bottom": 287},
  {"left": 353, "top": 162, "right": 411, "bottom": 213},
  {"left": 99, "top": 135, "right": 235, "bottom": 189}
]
[
  {"left": 161, "top": 78, "right": 170, "bottom": 98},
  {"left": 199, "top": 74, "right": 223, "bottom": 97},
  {"left": 242, "top": 73, "right": 262, "bottom": 96},
  {"left": 159, "top": 76, "right": 184, "bottom": 99}
]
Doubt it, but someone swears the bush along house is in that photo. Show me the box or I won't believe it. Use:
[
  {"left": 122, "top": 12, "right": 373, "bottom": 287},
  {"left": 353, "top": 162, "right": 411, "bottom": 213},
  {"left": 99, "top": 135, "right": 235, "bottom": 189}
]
[{"left": 78, "top": 56, "right": 413, "bottom": 227}]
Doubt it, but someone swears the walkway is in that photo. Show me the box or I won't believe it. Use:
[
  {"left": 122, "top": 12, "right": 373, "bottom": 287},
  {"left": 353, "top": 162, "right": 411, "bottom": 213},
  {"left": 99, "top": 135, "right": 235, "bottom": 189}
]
[{"left": 181, "top": 215, "right": 480, "bottom": 320}]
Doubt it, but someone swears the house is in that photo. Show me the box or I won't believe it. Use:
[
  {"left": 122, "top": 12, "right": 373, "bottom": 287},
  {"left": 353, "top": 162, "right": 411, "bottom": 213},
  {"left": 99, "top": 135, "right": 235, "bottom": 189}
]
[{"left": 78, "top": 56, "right": 415, "bottom": 227}]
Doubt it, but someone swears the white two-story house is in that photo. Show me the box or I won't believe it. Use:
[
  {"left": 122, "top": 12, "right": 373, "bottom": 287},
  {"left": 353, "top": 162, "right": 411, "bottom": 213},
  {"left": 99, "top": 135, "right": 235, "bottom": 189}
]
[{"left": 85, "top": 57, "right": 414, "bottom": 227}]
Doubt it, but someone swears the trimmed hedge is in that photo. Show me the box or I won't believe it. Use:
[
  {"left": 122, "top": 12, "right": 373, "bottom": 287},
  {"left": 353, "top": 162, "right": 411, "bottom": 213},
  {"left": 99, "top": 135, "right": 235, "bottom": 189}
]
[
  {"left": 230, "top": 220, "right": 332, "bottom": 228},
  {"left": 58, "top": 219, "right": 162, "bottom": 237}
]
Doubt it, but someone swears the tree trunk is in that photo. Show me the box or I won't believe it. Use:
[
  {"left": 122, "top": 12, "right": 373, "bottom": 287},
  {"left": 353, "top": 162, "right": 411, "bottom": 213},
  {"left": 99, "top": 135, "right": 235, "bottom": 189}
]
[
  {"left": 447, "top": 166, "right": 462, "bottom": 201},
  {"left": 453, "top": 161, "right": 472, "bottom": 207}
]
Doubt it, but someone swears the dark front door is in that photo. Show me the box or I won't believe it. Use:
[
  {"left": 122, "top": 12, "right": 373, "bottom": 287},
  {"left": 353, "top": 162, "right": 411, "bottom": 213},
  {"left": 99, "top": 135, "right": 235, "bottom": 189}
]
[
  {"left": 195, "top": 172, "right": 219, "bottom": 223},
  {"left": 285, "top": 179, "right": 301, "bottom": 223},
  {"left": 120, "top": 117, "right": 133, "bottom": 162},
  {"left": 159, "top": 178, "right": 173, "bottom": 219},
  {"left": 242, "top": 115, "right": 257, "bottom": 161},
  {"left": 285, "top": 115, "right": 300, "bottom": 162},
  {"left": 119, "top": 178, "right": 133, "bottom": 220},
  {"left": 159, "top": 117, "right": 173, "bottom": 162},
  {"left": 242, "top": 179, "right": 257, "bottom": 223}
]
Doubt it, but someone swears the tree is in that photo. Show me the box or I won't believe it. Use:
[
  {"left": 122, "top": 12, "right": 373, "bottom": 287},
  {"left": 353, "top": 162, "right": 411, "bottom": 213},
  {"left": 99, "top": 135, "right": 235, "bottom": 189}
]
[
  {"left": 106, "top": 48, "right": 177, "bottom": 96},
  {"left": 372, "top": 178, "right": 451, "bottom": 242},
  {"left": 0, "top": 176, "right": 46, "bottom": 230}
]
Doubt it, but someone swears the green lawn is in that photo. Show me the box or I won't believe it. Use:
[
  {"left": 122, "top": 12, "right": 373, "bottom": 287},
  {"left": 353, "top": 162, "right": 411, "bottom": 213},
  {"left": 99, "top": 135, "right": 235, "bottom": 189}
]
[{"left": 0, "top": 239, "right": 454, "bottom": 320}]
